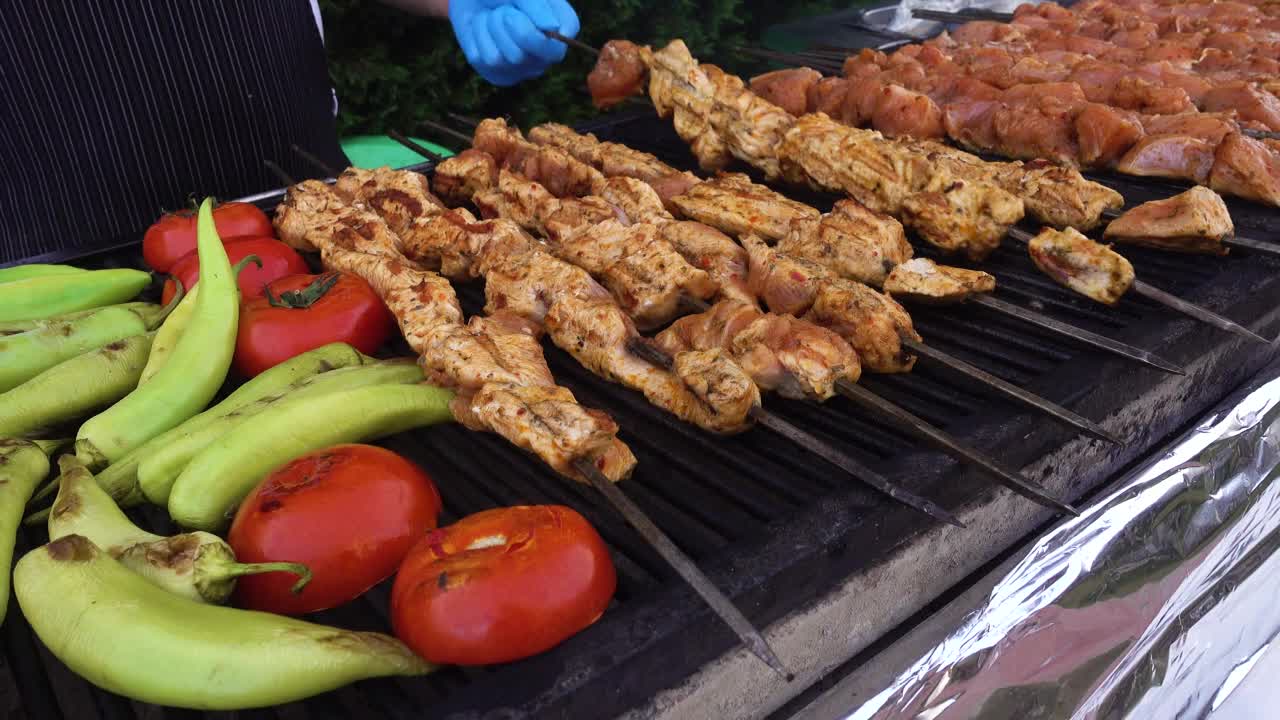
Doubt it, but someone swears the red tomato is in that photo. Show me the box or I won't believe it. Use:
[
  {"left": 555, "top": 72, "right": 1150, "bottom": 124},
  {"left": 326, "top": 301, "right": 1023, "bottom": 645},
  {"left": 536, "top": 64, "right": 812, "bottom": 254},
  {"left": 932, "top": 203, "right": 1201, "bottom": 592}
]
[
  {"left": 229, "top": 444, "right": 442, "bottom": 615},
  {"left": 234, "top": 271, "right": 394, "bottom": 377},
  {"left": 390, "top": 505, "right": 616, "bottom": 666},
  {"left": 142, "top": 201, "right": 273, "bottom": 272},
  {"left": 160, "top": 237, "right": 309, "bottom": 305}
]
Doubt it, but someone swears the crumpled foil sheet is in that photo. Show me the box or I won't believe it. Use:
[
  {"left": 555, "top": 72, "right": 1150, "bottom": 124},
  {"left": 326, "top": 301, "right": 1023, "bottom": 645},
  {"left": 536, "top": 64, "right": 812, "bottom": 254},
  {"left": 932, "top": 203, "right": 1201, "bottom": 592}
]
[
  {"left": 886, "top": 0, "right": 1040, "bottom": 35},
  {"left": 849, "top": 364, "right": 1280, "bottom": 720}
]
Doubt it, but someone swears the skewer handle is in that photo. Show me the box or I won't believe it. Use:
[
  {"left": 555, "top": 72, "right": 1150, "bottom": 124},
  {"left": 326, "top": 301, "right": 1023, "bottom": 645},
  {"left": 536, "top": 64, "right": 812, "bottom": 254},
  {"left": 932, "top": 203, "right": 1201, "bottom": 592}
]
[
  {"left": 573, "top": 458, "right": 792, "bottom": 680},
  {"left": 387, "top": 130, "right": 446, "bottom": 163},
  {"left": 290, "top": 144, "right": 339, "bottom": 178}
]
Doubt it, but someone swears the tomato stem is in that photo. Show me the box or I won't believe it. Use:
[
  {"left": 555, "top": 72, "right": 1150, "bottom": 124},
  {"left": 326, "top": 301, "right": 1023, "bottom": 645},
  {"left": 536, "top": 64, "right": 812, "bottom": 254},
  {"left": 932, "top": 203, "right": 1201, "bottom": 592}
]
[
  {"left": 231, "top": 255, "right": 264, "bottom": 278},
  {"left": 264, "top": 273, "right": 340, "bottom": 310}
]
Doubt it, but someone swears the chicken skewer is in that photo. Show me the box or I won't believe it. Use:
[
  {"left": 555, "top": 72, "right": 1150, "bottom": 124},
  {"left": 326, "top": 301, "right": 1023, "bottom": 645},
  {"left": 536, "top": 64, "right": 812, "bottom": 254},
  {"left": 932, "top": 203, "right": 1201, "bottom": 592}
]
[
  {"left": 437, "top": 152, "right": 1078, "bottom": 515},
  {"left": 1097, "top": 187, "right": 1280, "bottom": 257},
  {"left": 1014, "top": 226, "right": 1270, "bottom": 343},
  {"left": 378, "top": 139, "right": 1088, "bottom": 515},
  {"left": 272, "top": 169, "right": 790, "bottom": 677},
  {"left": 519, "top": 121, "right": 1183, "bottom": 374},
  {"left": 300, "top": 150, "right": 978, "bottom": 527},
  {"left": 417, "top": 118, "right": 1121, "bottom": 443}
]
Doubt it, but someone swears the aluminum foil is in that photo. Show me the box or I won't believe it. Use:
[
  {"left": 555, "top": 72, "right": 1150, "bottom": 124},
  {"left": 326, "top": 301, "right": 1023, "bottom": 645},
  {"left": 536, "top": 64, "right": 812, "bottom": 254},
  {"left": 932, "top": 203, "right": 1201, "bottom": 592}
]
[
  {"left": 847, "top": 363, "right": 1280, "bottom": 720},
  {"left": 885, "top": 0, "right": 1042, "bottom": 34}
]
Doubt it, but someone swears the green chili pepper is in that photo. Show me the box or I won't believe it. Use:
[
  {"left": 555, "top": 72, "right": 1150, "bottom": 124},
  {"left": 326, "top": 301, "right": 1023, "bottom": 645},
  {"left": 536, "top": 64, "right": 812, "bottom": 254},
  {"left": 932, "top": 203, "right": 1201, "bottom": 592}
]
[
  {"left": 0, "top": 302, "right": 155, "bottom": 336},
  {"left": 76, "top": 199, "right": 239, "bottom": 468},
  {"left": 169, "top": 383, "right": 455, "bottom": 530},
  {"left": 15, "top": 535, "right": 433, "bottom": 709},
  {"left": 0, "top": 263, "right": 88, "bottom": 285},
  {"left": 48, "top": 456, "right": 309, "bottom": 604},
  {"left": 137, "top": 360, "right": 423, "bottom": 505},
  {"left": 0, "top": 269, "right": 151, "bottom": 324},
  {"left": 91, "top": 342, "right": 368, "bottom": 504},
  {"left": 0, "top": 333, "right": 154, "bottom": 438},
  {"left": 0, "top": 438, "right": 64, "bottom": 624},
  {"left": 139, "top": 284, "right": 198, "bottom": 385},
  {"left": 0, "top": 290, "right": 182, "bottom": 393}
]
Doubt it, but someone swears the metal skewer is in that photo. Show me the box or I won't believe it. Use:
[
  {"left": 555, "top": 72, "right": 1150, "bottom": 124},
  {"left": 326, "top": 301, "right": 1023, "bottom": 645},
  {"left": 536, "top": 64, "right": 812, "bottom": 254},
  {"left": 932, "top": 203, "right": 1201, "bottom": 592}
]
[
  {"left": 264, "top": 159, "right": 295, "bottom": 187},
  {"left": 1098, "top": 207, "right": 1280, "bottom": 259},
  {"left": 272, "top": 152, "right": 794, "bottom": 679},
  {"left": 572, "top": 456, "right": 791, "bottom": 679},
  {"left": 290, "top": 145, "right": 338, "bottom": 178},
  {"left": 833, "top": 380, "right": 1078, "bottom": 515},
  {"left": 1008, "top": 228, "right": 1270, "bottom": 344},
  {"left": 911, "top": 8, "right": 1014, "bottom": 23},
  {"left": 968, "top": 294, "right": 1185, "bottom": 375},
  {"left": 387, "top": 130, "right": 446, "bottom": 162},
  {"left": 543, "top": 30, "right": 599, "bottom": 57},
  {"left": 623, "top": 337, "right": 965, "bottom": 527}
]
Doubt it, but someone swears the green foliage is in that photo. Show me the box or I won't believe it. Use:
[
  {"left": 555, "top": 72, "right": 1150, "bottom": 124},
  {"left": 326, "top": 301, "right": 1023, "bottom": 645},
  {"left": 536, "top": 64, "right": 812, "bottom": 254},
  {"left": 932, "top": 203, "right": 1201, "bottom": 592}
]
[{"left": 319, "top": 0, "right": 845, "bottom": 137}]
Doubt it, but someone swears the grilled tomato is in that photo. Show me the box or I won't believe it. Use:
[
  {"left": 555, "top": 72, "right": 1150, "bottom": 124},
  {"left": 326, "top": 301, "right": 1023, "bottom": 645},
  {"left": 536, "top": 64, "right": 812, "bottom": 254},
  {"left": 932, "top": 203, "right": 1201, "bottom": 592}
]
[
  {"left": 143, "top": 201, "right": 273, "bottom": 272},
  {"left": 391, "top": 505, "right": 616, "bottom": 665},
  {"left": 229, "top": 444, "right": 442, "bottom": 615}
]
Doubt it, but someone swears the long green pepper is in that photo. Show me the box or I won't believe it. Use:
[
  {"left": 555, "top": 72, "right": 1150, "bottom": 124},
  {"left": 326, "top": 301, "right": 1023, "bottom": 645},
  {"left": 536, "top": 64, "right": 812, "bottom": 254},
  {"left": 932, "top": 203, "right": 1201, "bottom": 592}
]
[
  {"left": 15, "top": 535, "right": 433, "bottom": 710},
  {"left": 0, "top": 269, "right": 151, "bottom": 323},
  {"left": 0, "top": 439, "right": 63, "bottom": 624},
  {"left": 92, "top": 342, "right": 368, "bottom": 504},
  {"left": 49, "top": 456, "right": 310, "bottom": 604},
  {"left": 0, "top": 293, "right": 181, "bottom": 393},
  {"left": 138, "top": 360, "right": 423, "bottom": 505},
  {"left": 169, "top": 382, "right": 455, "bottom": 530},
  {"left": 0, "top": 333, "right": 154, "bottom": 438},
  {"left": 0, "top": 263, "right": 87, "bottom": 284},
  {"left": 76, "top": 199, "right": 240, "bottom": 468}
]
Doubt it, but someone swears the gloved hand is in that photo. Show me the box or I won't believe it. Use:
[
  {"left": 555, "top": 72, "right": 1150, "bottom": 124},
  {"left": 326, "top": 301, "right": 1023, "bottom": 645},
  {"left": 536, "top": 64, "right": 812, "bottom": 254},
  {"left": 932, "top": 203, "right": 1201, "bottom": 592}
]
[{"left": 449, "top": 0, "right": 581, "bottom": 87}]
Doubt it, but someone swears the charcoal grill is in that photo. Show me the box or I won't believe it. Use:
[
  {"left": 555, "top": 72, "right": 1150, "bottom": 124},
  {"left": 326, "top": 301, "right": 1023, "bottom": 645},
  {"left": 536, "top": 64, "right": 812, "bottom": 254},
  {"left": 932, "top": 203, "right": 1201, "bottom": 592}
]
[{"left": 4, "top": 94, "right": 1280, "bottom": 719}]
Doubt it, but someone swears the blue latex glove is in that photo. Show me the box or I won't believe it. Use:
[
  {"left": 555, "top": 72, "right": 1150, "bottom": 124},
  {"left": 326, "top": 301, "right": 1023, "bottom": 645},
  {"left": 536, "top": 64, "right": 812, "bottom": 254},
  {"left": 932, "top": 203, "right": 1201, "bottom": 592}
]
[{"left": 450, "top": 0, "right": 581, "bottom": 87}]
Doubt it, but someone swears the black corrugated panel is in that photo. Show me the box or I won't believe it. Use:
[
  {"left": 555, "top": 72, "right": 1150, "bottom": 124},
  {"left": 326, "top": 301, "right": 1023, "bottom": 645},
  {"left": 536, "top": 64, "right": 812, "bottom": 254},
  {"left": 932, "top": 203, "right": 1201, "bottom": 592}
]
[{"left": 3, "top": 110, "right": 1279, "bottom": 719}]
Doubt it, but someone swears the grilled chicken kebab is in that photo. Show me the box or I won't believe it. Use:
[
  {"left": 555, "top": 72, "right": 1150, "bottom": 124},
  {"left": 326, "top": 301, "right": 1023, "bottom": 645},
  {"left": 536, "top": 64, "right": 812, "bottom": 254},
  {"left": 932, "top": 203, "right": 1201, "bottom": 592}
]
[
  {"left": 745, "top": 20, "right": 1280, "bottom": 204},
  {"left": 272, "top": 176, "right": 635, "bottom": 483},
  {"left": 1102, "top": 186, "right": 1235, "bottom": 255},
  {"left": 435, "top": 122, "right": 923, "bottom": 373},
  {"left": 323, "top": 169, "right": 762, "bottom": 435}
]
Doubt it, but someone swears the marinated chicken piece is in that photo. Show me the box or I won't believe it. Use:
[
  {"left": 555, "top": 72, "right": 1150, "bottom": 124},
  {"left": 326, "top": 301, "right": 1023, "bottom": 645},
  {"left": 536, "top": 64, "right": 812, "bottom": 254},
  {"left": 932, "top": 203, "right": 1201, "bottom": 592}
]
[
  {"left": 552, "top": 220, "right": 718, "bottom": 330},
  {"left": 647, "top": 40, "right": 793, "bottom": 179},
  {"left": 750, "top": 67, "right": 822, "bottom": 117},
  {"left": 1140, "top": 114, "right": 1236, "bottom": 145},
  {"left": 527, "top": 121, "right": 701, "bottom": 207},
  {"left": 1208, "top": 132, "right": 1280, "bottom": 206},
  {"left": 588, "top": 39, "right": 649, "bottom": 109},
  {"left": 462, "top": 383, "right": 634, "bottom": 482},
  {"left": 595, "top": 176, "right": 672, "bottom": 224},
  {"left": 544, "top": 297, "right": 758, "bottom": 433},
  {"left": 471, "top": 118, "right": 606, "bottom": 198},
  {"left": 274, "top": 180, "right": 348, "bottom": 253},
  {"left": 743, "top": 235, "right": 919, "bottom": 373},
  {"left": 883, "top": 258, "right": 996, "bottom": 304},
  {"left": 671, "top": 172, "right": 818, "bottom": 242},
  {"left": 654, "top": 300, "right": 861, "bottom": 400},
  {"left": 991, "top": 159, "right": 1124, "bottom": 230},
  {"left": 432, "top": 149, "right": 498, "bottom": 207},
  {"left": 1075, "top": 103, "right": 1145, "bottom": 168},
  {"left": 867, "top": 81, "right": 947, "bottom": 140},
  {"left": 419, "top": 312, "right": 549, "bottom": 389},
  {"left": 779, "top": 114, "right": 922, "bottom": 213},
  {"left": 1116, "top": 135, "right": 1219, "bottom": 184},
  {"left": 777, "top": 200, "right": 913, "bottom": 287},
  {"left": 536, "top": 196, "right": 621, "bottom": 243},
  {"left": 481, "top": 246, "right": 615, "bottom": 325},
  {"left": 1202, "top": 82, "right": 1280, "bottom": 132},
  {"left": 657, "top": 221, "right": 757, "bottom": 307},
  {"left": 471, "top": 169, "right": 611, "bottom": 236},
  {"left": 900, "top": 170, "right": 1024, "bottom": 261},
  {"left": 1028, "top": 227, "right": 1135, "bottom": 305},
  {"left": 332, "top": 166, "right": 444, "bottom": 234},
  {"left": 397, "top": 208, "right": 494, "bottom": 279},
  {"left": 319, "top": 245, "right": 464, "bottom": 352},
  {"left": 1103, "top": 186, "right": 1233, "bottom": 254}
]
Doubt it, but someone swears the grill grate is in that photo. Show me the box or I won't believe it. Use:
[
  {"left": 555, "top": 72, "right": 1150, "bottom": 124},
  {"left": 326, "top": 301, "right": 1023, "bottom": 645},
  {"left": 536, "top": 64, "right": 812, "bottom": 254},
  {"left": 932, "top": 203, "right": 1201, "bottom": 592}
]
[{"left": 4, "top": 107, "right": 1279, "bottom": 719}]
